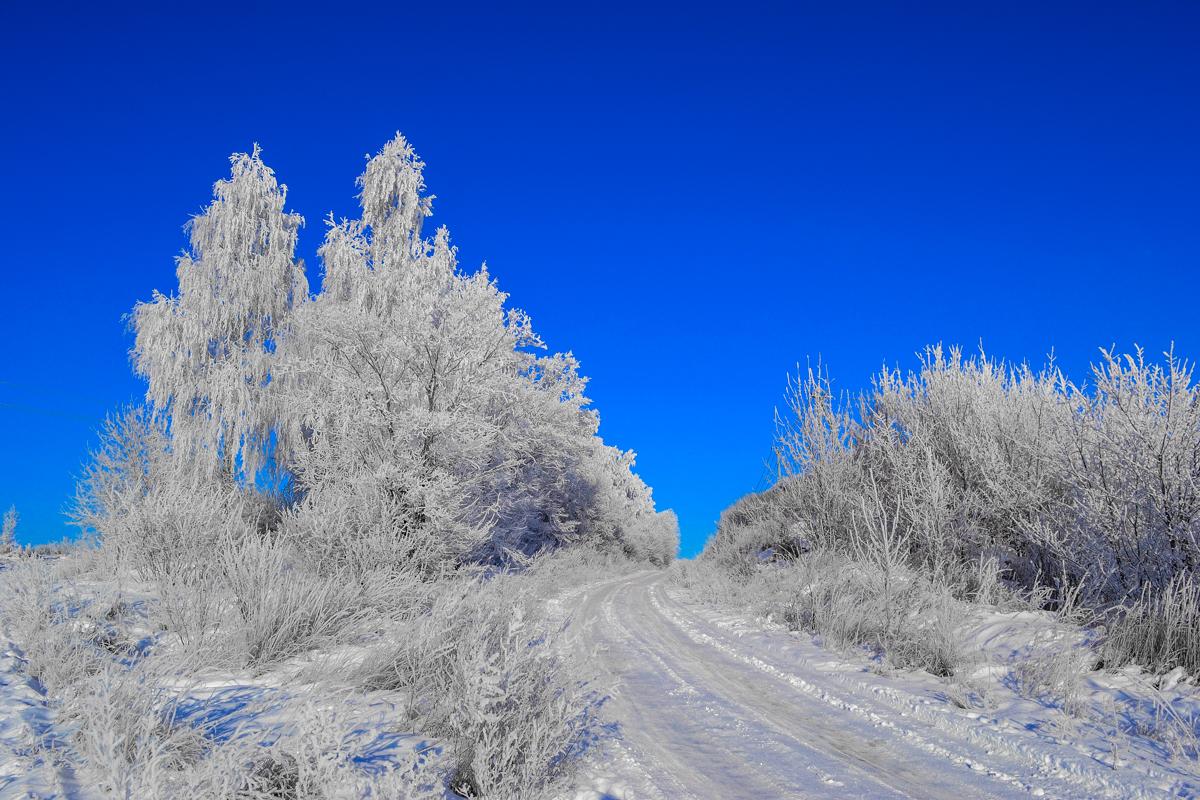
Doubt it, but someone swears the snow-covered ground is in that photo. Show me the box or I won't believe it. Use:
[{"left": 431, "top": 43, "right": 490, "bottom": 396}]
[
  {"left": 5, "top": 566, "right": 1200, "bottom": 798},
  {"left": 555, "top": 571, "right": 1200, "bottom": 799}
]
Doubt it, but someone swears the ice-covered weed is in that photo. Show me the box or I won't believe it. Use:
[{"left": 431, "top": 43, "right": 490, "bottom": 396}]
[
  {"left": 0, "top": 560, "right": 135, "bottom": 695},
  {"left": 145, "top": 695, "right": 443, "bottom": 799},
  {"left": 674, "top": 548, "right": 968, "bottom": 676},
  {"left": 1008, "top": 627, "right": 1096, "bottom": 718},
  {"left": 215, "top": 533, "right": 373, "bottom": 668},
  {"left": 357, "top": 576, "right": 601, "bottom": 800},
  {"left": 1102, "top": 571, "right": 1200, "bottom": 677},
  {"left": 66, "top": 656, "right": 212, "bottom": 796}
]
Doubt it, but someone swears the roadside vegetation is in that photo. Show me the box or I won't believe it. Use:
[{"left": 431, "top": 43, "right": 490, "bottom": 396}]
[
  {"left": 674, "top": 344, "right": 1200, "bottom": 755},
  {"left": 0, "top": 135, "right": 677, "bottom": 799}
]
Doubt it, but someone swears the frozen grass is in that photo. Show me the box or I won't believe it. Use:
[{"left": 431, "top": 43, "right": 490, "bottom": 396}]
[
  {"left": 168, "top": 697, "right": 443, "bottom": 799},
  {"left": 215, "top": 533, "right": 379, "bottom": 668},
  {"left": 0, "top": 539, "right": 628, "bottom": 799},
  {"left": 54, "top": 648, "right": 445, "bottom": 798},
  {"left": 65, "top": 655, "right": 213, "bottom": 796},
  {"left": 0, "top": 559, "right": 125, "bottom": 695},
  {"left": 673, "top": 550, "right": 969, "bottom": 676},
  {"left": 1102, "top": 571, "right": 1200, "bottom": 677},
  {"left": 1008, "top": 626, "right": 1097, "bottom": 718}
]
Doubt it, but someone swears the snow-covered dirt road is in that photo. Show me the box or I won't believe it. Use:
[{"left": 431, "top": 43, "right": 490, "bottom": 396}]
[{"left": 561, "top": 571, "right": 1193, "bottom": 800}]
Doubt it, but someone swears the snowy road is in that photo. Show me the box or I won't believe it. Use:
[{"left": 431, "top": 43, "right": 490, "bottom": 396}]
[{"left": 562, "top": 571, "right": 1182, "bottom": 800}]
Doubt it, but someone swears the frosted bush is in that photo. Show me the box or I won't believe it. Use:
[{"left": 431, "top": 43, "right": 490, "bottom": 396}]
[
  {"left": 698, "top": 342, "right": 1200, "bottom": 673},
  {"left": 354, "top": 575, "right": 600, "bottom": 800},
  {"left": 1048, "top": 346, "right": 1200, "bottom": 602},
  {"left": 720, "top": 344, "right": 1200, "bottom": 604}
]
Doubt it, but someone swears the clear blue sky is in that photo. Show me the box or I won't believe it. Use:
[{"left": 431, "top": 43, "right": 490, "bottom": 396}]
[{"left": 1, "top": 2, "right": 1197, "bottom": 555}]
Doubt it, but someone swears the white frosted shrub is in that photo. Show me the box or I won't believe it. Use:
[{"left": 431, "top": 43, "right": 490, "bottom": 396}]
[
  {"left": 702, "top": 343, "right": 1200, "bottom": 672},
  {"left": 71, "top": 407, "right": 171, "bottom": 552},
  {"left": 856, "top": 345, "right": 1070, "bottom": 582},
  {"left": 1047, "top": 346, "right": 1200, "bottom": 602},
  {"left": 283, "top": 469, "right": 454, "bottom": 582},
  {"left": 355, "top": 575, "right": 599, "bottom": 800}
]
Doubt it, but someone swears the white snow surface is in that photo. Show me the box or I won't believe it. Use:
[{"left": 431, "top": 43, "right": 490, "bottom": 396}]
[
  {"left": 5, "top": 568, "right": 1200, "bottom": 798},
  {"left": 554, "top": 571, "right": 1200, "bottom": 799}
]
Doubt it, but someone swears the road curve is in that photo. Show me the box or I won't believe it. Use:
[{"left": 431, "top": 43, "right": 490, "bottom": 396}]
[{"left": 560, "top": 570, "right": 1155, "bottom": 800}]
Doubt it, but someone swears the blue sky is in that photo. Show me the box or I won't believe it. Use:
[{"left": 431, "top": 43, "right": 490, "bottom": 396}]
[{"left": 1, "top": 1, "right": 1197, "bottom": 555}]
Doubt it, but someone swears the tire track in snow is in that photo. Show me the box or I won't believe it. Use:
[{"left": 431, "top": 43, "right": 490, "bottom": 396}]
[
  {"left": 652, "top": 581, "right": 1171, "bottom": 798},
  {"left": 570, "top": 572, "right": 1020, "bottom": 798},
  {"left": 569, "top": 571, "right": 1180, "bottom": 799}
]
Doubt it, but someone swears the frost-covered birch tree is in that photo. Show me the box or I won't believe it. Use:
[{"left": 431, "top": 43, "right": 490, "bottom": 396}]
[
  {"left": 130, "top": 146, "right": 307, "bottom": 486},
  {"left": 281, "top": 134, "right": 658, "bottom": 569}
]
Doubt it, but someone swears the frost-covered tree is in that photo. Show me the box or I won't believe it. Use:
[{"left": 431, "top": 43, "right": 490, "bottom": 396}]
[
  {"left": 1, "top": 505, "right": 17, "bottom": 553},
  {"left": 130, "top": 146, "right": 307, "bottom": 485},
  {"left": 280, "top": 134, "right": 664, "bottom": 569}
]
